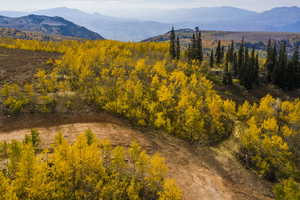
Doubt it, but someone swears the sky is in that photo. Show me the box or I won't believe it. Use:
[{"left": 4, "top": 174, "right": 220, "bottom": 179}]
[{"left": 1, "top": 0, "right": 300, "bottom": 14}]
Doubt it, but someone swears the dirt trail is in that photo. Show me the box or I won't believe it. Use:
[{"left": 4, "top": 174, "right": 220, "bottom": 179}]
[{"left": 0, "top": 112, "right": 274, "bottom": 200}]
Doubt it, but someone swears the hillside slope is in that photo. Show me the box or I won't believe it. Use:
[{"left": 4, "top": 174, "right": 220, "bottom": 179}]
[
  {"left": 144, "top": 29, "right": 300, "bottom": 43},
  {"left": 0, "top": 27, "right": 81, "bottom": 41},
  {"left": 0, "top": 14, "right": 104, "bottom": 40},
  {"left": 0, "top": 112, "right": 273, "bottom": 200}
]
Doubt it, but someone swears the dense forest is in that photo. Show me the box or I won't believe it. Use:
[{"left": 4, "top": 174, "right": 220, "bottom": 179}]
[{"left": 0, "top": 30, "right": 299, "bottom": 199}]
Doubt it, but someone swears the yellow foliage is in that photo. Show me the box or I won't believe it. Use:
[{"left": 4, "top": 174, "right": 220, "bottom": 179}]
[
  {"left": 0, "top": 131, "right": 181, "bottom": 200},
  {"left": 0, "top": 39, "right": 235, "bottom": 144}
]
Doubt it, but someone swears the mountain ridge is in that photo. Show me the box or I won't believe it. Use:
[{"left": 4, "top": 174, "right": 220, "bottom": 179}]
[
  {"left": 1, "top": 6, "right": 300, "bottom": 41},
  {"left": 0, "top": 14, "right": 104, "bottom": 40}
]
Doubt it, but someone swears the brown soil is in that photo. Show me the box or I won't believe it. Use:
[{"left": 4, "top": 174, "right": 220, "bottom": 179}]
[
  {"left": 0, "top": 112, "right": 274, "bottom": 200},
  {"left": 0, "top": 47, "right": 59, "bottom": 85}
]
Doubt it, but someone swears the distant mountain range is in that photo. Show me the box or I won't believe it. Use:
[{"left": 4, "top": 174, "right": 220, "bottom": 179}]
[
  {"left": 1, "top": 6, "right": 300, "bottom": 41},
  {"left": 0, "top": 14, "right": 104, "bottom": 40},
  {"left": 0, "top": 7, "right": 171, "bottom": 41}
]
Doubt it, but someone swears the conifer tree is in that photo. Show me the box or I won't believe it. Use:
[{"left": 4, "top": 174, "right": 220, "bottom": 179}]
[
  {"left": 228, "top": 40, "right": 235, "bottom": 63},
  {"left": 239, "top": 47, "right": 259, "bottom": 89},
  {"left": 221, "top": 46, "right": 225, "bottom": 61},
  {"left": 169, "top": 27, "right": 176, "bottom": 59},
  {"left": 197, "top": 30, "right": 203, "bottom": 62},
  {"left": 210, "top": 49, "right": 214, "bottom": 68},
  {"left": 176, "top": 37, "right": 181, "bottom": 60},
  {"left": 187, "top": 44, "right": 192, "bottom": 61},
  {"left": 265, "top": 39, "right": 277, "bottom": 82},
  {"left": 291, "top": 45, "right": 299, "bottom": 88},
  {"left": 223, "top": 62, "right": 233, "bottom": 86},
  {"left": 255, "top": 53, "right": 260, "bottom": 85},
  {"left": 233, "top": 52, "right": 238, "bottom": 77},
  {"left": 240, "top": 47, "right": 250, "bottom": 89},
  {"left": 272, "top": 41, "right": 287, "bottom": 88},
  {"left": 237, "top": 38, "right": 245, "bottom": 78},
  {"left": 216, "top": 40, "right": 222, "bottom": 65},
  {"left": 188, "top": 27, "right": 203, "bottom": 62},
  {"left": 285, "top": 45, "right": 299, "bottom": 90}
]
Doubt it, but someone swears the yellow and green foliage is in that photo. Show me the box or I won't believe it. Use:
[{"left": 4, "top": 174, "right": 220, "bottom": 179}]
[
  {"left": 0, "top": 131, "right": 182, "bottom": 200},
  {"left": 273, "top": 178, "right": 300, "bottom": 200},
  {"left": 237, "top": 95, "right": 300, "bottom": 189},
  {"left": 1, "top": 38, "right": 299, "bottom": 198},
  {"left": 0, "top": 39, "right": 235, "bottom": 144}
]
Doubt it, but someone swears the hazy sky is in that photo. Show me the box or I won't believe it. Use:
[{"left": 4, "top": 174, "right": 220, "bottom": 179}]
[{"left": 2, "top": 0, "right": 300, "bottom": 13}]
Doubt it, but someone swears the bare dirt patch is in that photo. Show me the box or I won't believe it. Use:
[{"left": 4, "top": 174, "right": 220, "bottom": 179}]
[
  {"left": 0, "top": 112, "right": 274, "bottom": 200},
  {"left": 0, "top": 47, "right": 59, "bottom": 85}
]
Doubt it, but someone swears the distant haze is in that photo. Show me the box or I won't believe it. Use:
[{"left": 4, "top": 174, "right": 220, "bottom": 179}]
[{"left": 1, "top": 0, "right": 300, "bottom": 17}]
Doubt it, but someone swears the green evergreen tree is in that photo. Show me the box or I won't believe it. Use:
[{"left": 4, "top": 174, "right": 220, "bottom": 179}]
[
  {"left": 221, "top": 46, "right": 225, "bottom": 61},
  {"left": 233, "top": 52, "right": 238, "bottom": 77},
  {"left": 197, "top": 30, "right": 203, "bottom": 62},
  {"left": 237, "top": 38, "right": 245, "bottom": 78},
  {"left": 255, "top": 53, "right": 260, "bottom": 85},
  {"left": 188, "top": 27, "right": 203, "bottom": 62},
  {"left": 210, "top": 49, "right": 214, "bottom": 68},
  {"left": 265, "top": 39, "right": 277, "bottom": 82},
  {"left": 272, "top": 41, "right": 287, "bottom": 88},
  {"left": 216, "top": 40, "right": 222, "bottom": 64},
  {"left": 228, "top": 40, "right": 235, "bottom": 63},
  {"left": 169, "top": 27, "right": 176, "bottom": 59},
  {"left": 176, "top": 37, "right": 181, "bottom": 60},
  {"left": 286, "top": 45, "right": 299, "bottom": 90},
  {"left": 292, "top": 45, "right": 299, "bottom": 88},
  {"left": 187, "top": 44, "right": 192, "bottom": 62},
  {"left": 223, "top": 62, "right": 233, "bottom": 86}
]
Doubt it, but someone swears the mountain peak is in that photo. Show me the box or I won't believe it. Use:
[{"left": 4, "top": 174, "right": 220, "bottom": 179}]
[{"left": 0, "top": 14, "right": 104, "bottom": 40}]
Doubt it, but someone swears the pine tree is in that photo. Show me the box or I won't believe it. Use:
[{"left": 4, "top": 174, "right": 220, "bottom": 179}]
[
  {"left": 221, "top": 46, "right": 225, "bottom": 61},
  {"left": 188, "top": 27, "right": 203, "bottom": 62},
  {"left": 255, "top": 53, "right": 260, "bottom": 85},
  {"left": 176, "top": 37, "right": 180, "bottom": 60},
  {"left": 216, "top": 40, "right": 222, "bottom": 64},
  {"left": 197, "top": 30, "right": 203, "bottom": 62},
  {"left": 249, "top": 48, "right": 259, "bottom": 86},
  {"left": 187, "top": 44, "right": 192, "bottom": 61},
  {"left": 265, "top": 39, "right": 277, "bottom": 82},
  {"left": 239, "top": 47, "right": 258, "bottom": 89},
  {"left": 237, "top": 38, "right": 245, "bottom": 78},
  {"left": 233, "top": 52, "right": 238, "bottom": 77},
  {"left": 223, "top": 62, "right": 233, "bottom": 86},
  {"left": 286, "top": 45, "right": 299, "bottom": 90},
  {"left": 228, "top": 40, "right": 235, "bottom": 63},
  {"left": 210, "top": 49, "right": 214, "bottom": 68},
  {"left": 169, "top": 27, "right": 176, "bottom": 59},
  {"left": 292, "top": 45, "right": 300, "bottom": 88},
  {"left": 240, "top": 47, "right": 251, "bottom": 89},
  {"left": 272, "top": 41, "right": 287, "bottom": 88}
]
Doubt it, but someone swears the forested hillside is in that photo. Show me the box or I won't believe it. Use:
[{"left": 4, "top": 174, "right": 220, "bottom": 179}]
[{"left": 0, "top": 32, "right": 299, "bottom": 199}]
